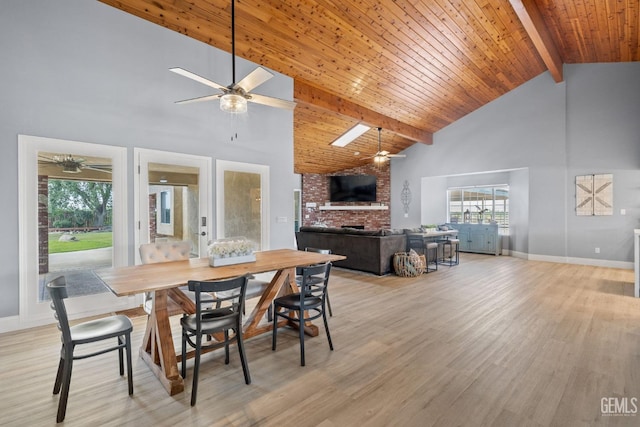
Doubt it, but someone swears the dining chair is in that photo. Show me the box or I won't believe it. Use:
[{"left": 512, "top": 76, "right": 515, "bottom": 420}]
[
  {"left": 296, "top": 247, "right": 334, "bottom": 316},
  {"left": 215, "top": 274, "right": 272, "bottom": 321},
  {"left": 139, "top": 241, "right": 208, "bottom": 315},
  {"left": 47, "top": 276, "right": 133, "bottom": 423},
  {"left": 273, "top": 262, "right": 333, "bottom": 366},
  {"left": 181, "top": 275, "right": 251, "bottom": 406}
]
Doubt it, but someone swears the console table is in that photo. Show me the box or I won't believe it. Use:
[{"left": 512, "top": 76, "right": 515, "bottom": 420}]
[{"left": 447, "top": 223, "right": 502, "bottom": 256}]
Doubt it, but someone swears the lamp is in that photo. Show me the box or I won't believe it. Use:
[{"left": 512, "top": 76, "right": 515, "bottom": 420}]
[
  {"left": 331, "top": 123, "right": 371, "bottom": 147},
  {"left": 220, "top": 93, "right": 248, "bottom": 114}
]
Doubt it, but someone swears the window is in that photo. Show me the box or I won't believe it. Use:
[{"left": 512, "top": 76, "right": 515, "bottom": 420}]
[
  {"left": 160, "top": 190, "right": 171, "bottom": 224},
  {"left": 216, "top": 160, "right": 270, "bottom": 251},
  {"left": 448, "top": 185, "right": 509, "bottom": 231}
]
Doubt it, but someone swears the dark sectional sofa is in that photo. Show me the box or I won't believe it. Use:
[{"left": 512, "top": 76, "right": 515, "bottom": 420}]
[{"left": 295, "top": 226, "right": 407, "bottom": 275}]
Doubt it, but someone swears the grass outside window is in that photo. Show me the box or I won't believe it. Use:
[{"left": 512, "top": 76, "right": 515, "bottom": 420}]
[{"left": 48, "top": 232, "right": 113, "bottom": 254}]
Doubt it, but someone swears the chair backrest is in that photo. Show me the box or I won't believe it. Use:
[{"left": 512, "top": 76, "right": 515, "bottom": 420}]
[
  {"left": 47, "top": 276, "right": 72, "bottom": 346},
  {"left": 187, "top": 276, "right": 248, "bottom": 328},
  {"left": 139, "top": 241, "right": 191, "bottom": 265},
  {"left": 296, "top": 247, "right": 331, "bottom": 276},
  {"left": 407, "top": 235, "right": 425, "bottom": 251},
  {"left": 305, "top": 247, "right": 331, "bottom": 255},
  {"left": 298, "top": 263, "right": 331, "bottom": 300}
]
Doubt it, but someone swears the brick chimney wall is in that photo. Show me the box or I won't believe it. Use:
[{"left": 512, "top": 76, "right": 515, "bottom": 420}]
[{"left": 301, "top": 162, "right": 390, "bottom": 230}]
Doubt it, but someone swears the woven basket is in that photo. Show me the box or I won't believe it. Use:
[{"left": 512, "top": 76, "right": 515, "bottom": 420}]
[{"left": 393, "top": 252, "right": 426, "bottom": 277}]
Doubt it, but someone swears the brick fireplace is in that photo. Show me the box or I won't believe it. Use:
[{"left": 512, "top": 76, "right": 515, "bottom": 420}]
[{"left": 301, "top": 162, "right": 390, "bottom": 230}]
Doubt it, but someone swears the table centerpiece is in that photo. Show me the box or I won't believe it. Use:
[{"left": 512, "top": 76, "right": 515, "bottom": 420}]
[{"left": 208, "top": 237, "right": 256, "bottom": 267}]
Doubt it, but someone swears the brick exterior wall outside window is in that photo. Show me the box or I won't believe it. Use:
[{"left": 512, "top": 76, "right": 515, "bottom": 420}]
[
  {"left": 301, "top": 162, "right": 390, "bottom": 230},
  {"left": 38, "top": 175, "right": 49, "bottom": 274}
]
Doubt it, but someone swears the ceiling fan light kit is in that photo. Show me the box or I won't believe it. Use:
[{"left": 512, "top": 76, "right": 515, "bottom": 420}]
[
  {"left": 62, "top": 164, "right": 82, "bottom": 173},
  {"left": 55, "top": 155, "right": 84, "bottom": 173},
  {"left": 362, "top": 127, "right": 407, "bottom": 164},
  {"left": 220, "top": 93, "right": 247, "bottom": 113},
  {"left": 373, "top": 154, "right": 387, "bottom": 163}
]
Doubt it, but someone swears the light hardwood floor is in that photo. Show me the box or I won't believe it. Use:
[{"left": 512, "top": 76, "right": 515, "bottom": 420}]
[{"left": 2, "top": 254, "right": 640, "bottom": 426}]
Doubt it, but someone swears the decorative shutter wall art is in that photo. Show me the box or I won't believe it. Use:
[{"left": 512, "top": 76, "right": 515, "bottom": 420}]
[{"left": 576, "top": 174, "right": 613, "bottom": 216}]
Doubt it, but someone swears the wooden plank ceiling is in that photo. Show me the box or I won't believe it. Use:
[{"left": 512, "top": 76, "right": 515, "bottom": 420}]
[{"left": 100, "top": 0, "right": 639, "bottom": 174}]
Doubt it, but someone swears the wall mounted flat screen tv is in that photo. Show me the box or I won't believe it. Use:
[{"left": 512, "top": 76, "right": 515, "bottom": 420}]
[{"left": 329, "top": 175, "right": 377, "bottom": 202}]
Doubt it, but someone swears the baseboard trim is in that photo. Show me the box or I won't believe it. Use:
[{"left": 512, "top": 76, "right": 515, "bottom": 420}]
[
  {"left": 0, "top": 315, "right": 49, "bottom": 334},
  {"left": 509, "top": 250, "right": 528, "bottom": 260},
  {"left": 526, "top": 253, "right": 633, "bottom": 270}
]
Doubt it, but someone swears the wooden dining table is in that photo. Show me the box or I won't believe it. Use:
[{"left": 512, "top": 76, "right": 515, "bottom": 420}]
[{"left": 94, "top": 248, "right": 345, "bottom": 395}]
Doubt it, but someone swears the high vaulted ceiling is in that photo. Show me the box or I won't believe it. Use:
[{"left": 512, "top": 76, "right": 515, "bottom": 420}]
[{"left": 100, "top": 0, "right": 639, "bottom": 174}]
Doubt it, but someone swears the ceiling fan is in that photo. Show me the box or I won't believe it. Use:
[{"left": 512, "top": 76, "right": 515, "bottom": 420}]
[
  {"left": 169, "top": 0, "right": 296, "bottom": 113},
  {"left": 362, "top": 127, "right": 407, "bottom": 163},
  {"left": 38, "top": 154, "right": 112, "bottom": 174}
]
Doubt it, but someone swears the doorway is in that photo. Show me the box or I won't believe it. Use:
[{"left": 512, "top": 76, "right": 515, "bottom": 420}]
[
  {"left": 134, "top": 149, "right": 212, "bottom": 264},
  {"left": 18, "top": 135, "right": 131, "bottom": 326}
]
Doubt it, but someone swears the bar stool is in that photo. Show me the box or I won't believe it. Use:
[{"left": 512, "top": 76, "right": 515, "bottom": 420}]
[
  {"left": 425, "top": 241, "right": 438, "bottom": 272},
  {"left": 439, "top": 238, "right": 460, "bottom": 266}
]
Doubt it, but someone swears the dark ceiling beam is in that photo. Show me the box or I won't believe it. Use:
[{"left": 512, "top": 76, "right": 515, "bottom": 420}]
[
  {"left": 509, "top": 0, "right": 563, "bottom": 83},
  {"left": 294, "top": 80, "right": 433, "bottom": 145}
]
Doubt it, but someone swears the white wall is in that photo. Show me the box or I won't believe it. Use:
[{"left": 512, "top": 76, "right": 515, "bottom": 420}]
[
  {"left": 420, "top": 176, "right": 447, "bottom": 225},
  {"left": 509, "top": 168, "right": 530, "bottom": 256},
  {"left": 392, "top": 63, "right": 640, "bottom": 266},
  {"left": 565, "top": 63, "right": 640, "bottom": 262},
  {"left": 0, "top": 0, "right": 296, "bottom": 318}
]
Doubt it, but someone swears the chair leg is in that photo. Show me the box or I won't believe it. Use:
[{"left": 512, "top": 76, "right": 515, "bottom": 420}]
[
  {"left": 191, "top": 335, "right": 202, "bottom": 406},
  {"left": 57, "top": 356, "right": 73, "bottom": 423},
  {"left": 267, "top": 304, "right": 273, "bottom": 322},
  {"left": 272, "top": 310, "right": 279, "bottom": 351},
  {"left": 181, "top": 330, "right": 187, "bottom": 380},
  {"left": 236, "top": 327, "right": 251, "bottom": 385},
  {"left": 298, "top": 310, "right": 306, "bottom": 367},
  {"left": 53, "top": 357, "right": 64, "bottom": 394},
  {"left": 118, "top": 336, "right": 125, "bottom": 376},
  {"left": 323, "top": 308, "right": 334, "bottom": 351},
  {"left": 326, "top": 291, "right": 333, "bottom": 317},
  {"left": 224, "top": 330, "right": 230, "bottom": 365},
  {"left": 125, "top": 333, "right": 133, "bottom": 395}
]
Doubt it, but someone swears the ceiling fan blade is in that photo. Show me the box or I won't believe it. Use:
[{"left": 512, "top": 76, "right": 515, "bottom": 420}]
[
  {"left": 84, "top": 166, "right": 112, "bottom": 173},
  {"left": 248, "top": 93, "right": 297, "bottom": 110},
  {"left": 387, "top": 154, "right": 407, "bottom": 158},
  {"left": 233, "top": 67, "right": 273, "bottom": 93},
  {"left": 174, "top": 94, "right": 222, "bottom": 105},
  {"left": 169, "top": 67, "right": 227, "bottom": 91}
]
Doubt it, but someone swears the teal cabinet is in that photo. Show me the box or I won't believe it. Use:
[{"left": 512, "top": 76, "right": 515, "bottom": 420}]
[{"left": 447, "top": 223, "right": 501, "bottom": 256}]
